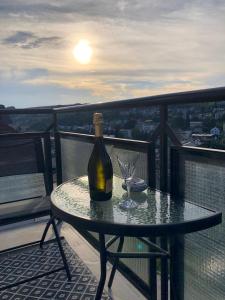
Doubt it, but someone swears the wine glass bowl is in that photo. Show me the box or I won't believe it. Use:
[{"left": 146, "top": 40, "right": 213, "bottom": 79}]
[{"left": 117, "top": 154, "right": 140, "bottom": 210}]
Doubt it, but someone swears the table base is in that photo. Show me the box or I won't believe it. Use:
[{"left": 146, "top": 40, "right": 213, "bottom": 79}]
[{"left": 96, "top": 234, "right": 170, "bottom": 300}]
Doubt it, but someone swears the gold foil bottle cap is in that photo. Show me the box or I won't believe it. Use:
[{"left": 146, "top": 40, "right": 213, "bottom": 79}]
[{"left": 93, "top": 113, "right": 103, "bottom": 125}]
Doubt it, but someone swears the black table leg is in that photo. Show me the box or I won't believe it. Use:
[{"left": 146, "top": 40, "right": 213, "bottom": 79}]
[
  {"left": 51, "top": 217, "right": 72, "bottom": 281},
  {"left": 149, "top": 236, "right": 157, "bottom": 300},
  {"left": 95, "top": 234, "right": 107, "bottom": 300},
  {"left": 170, "top": 235, "right": 184, "bottom": 300},
  {"left": 108, "top": 236, "right": 124, "bottom": 288},
  {"left": 160, "top": 237, "right": 169, "bottom": 300}
]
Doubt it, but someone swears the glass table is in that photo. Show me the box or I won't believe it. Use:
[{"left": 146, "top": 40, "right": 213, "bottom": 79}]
[{"left": 51, "top": 176, "right": 222, "bottom": 300}]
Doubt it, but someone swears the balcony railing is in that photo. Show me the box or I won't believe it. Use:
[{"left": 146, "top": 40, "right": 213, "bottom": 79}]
[{"left": 1, "top": 86, "right": 225, "bottom": 299}]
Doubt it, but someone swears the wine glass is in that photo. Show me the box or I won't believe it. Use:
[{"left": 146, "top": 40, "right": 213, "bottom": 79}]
[{"left": 117, "top": 154, "right": 139, "bottom": 209}]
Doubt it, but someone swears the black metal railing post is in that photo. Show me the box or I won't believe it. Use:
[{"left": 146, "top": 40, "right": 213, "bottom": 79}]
[
  {"left": 53, "top": 112, "right": 63, "bottom": 185},
  {"left": 160, "top": 105, "right": 168, "bottom": 192},
  {"left": 147, "top": 142, "right": 156, "bottom": 189},
  {"left": 43, "top": 133, "right": 53, "bottom": 195}
]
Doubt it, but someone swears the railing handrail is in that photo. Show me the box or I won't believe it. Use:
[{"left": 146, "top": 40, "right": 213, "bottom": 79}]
[
  {"left": 59, "top": 131, "right": 152, "bottom": 151},
  {"left": 53, "top": 86, "right": 225, "bottom": 113},
  {"left": 1, "top": 86, "right": 225, "bottom": 115},
  {"left": 172, "top": 145, "right": 225, "bottom": 159},
  {"left": 0, "top": 132, "right": 50, "bottom": 139}
]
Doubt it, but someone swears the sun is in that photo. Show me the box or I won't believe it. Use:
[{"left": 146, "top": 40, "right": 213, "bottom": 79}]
[{"left": 73, "top": 40, "right": 92, "bottom": 64}]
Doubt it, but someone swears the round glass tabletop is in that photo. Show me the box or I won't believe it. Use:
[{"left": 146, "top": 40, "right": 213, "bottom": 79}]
[{"left": 51, "top": 176, "right": 221, "bottom": 236}]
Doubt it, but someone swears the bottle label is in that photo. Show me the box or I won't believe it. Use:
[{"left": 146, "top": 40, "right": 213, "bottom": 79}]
[{"left": 105, "top": 179, "right": 112, "bottom": 193}]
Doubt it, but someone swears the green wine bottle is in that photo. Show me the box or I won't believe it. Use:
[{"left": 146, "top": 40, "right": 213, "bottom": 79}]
[{"left": 88, "top": 113, "right": 113, "bottom": 201}]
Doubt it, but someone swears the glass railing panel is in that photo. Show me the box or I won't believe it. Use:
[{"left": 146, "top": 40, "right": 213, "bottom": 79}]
[
  {"left": 183, "top": 159, "right": 225, "bottom": 299},
  {"left": 171, "top": 147, "right": 225, "bottom": 300},
  {"left": 57, "top": 106, "right": 160, "bottom": 141},
  {"left": 168, "top": 101, "right": 225, "bottom": 149},
  {"left": 60, "top": 135, "right": 151, "bottom": 182},
  {"left": 60, "top": 137, "right": 93, "bottom": 181}
]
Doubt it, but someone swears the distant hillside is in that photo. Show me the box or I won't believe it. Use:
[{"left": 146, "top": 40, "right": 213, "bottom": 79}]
[{"left": 0, "top": 102, "right": 87, "bottom": 132}]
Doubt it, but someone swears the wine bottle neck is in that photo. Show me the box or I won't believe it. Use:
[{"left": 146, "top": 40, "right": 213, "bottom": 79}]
[{"left": 94, "top": 123, "right": 103, "bottom": 137}]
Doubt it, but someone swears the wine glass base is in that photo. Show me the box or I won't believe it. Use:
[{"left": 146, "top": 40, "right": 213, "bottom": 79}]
[{"left": 119, "top": 199, "right": 138, "bottom": 210}]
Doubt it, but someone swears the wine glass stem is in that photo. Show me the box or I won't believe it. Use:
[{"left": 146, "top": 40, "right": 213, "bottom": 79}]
[{"left": 127, "top": 181, "right": 131, "bottom": 200}]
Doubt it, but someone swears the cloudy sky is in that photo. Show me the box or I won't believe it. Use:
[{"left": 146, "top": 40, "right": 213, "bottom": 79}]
[{"left": 0, "top": 0, "right": 225, "bottom": 108}]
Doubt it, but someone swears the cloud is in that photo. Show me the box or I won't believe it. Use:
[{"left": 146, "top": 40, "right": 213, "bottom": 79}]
[
  {"left": 0, "top": 67, "right": 48, "bottom": 82},
  {"left": 1, "top": 1, "right": 225, "bottom": 27},
  {"left": 3, "top": 31, "right": 62, "bottom": 49},
  {"left": 0, "top": 0, "right": 207, "bottom": 23},
  {"left": 21, "top": 69, "right": 198, "bottom": 102}
]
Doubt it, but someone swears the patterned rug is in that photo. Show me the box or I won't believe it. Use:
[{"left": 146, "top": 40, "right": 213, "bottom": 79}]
[{"left": 0, "top": 239, "right": 109, "bottom": 300}]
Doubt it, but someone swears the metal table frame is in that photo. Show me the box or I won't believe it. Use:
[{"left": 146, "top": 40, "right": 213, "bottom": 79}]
[{"left": 50, "top": 186, "right": 221, "bottom": 300}]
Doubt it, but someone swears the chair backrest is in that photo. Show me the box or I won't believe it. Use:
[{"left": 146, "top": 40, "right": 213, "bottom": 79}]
[
  {"left": 170, "top": 146, "right": 225, "bottom": 300},
  {"left": 0, "top": 132, "right": 53, "bottom": 225},
  {"left": 56, "top": 131, "right": 155, "bottom": 188}
]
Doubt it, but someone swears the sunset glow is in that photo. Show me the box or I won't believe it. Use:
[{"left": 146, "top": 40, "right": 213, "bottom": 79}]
[{"left": 73, "top": 40, "right": 92, "bottom": 64}]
